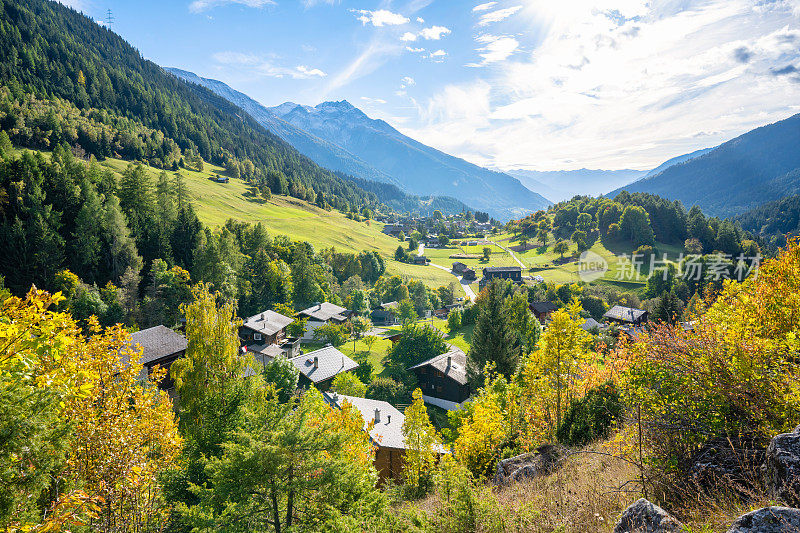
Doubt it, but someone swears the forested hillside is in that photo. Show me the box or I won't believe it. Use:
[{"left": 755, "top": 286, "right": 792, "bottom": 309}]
[
  {"left": 0, "top": 0, "right": 379, "bottom": 210},
  {"left": 612, "top": 113, "right": 800, "bottom": 217}
]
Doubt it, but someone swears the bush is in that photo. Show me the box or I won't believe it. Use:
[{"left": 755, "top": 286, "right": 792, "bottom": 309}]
[
  {"left": 556, "top": 382, "right": 622, "bottom": 447},
  {"left": 366, "top": 377, "right": 411, "bottom": 405}
]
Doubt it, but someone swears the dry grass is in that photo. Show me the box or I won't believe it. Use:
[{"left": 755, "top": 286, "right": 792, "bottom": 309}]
[{"left": 393, "top": 435, "right": 790, "bottom": 532}]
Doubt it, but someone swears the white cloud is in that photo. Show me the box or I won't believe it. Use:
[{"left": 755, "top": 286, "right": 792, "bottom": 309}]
[
  {"left": 361, "top": 96, "right": 387, "bottom": 104},
  {"left": 302, "top": 0, "right": 338, "bottom": 6},
  {"left": 401, "top": 0, "right": 800, "bottom": 172},
  {"left": 406, "top": 46, "right": 426, "bottom": 52},
  {"left": 212, "top": 51, "right": 326, "bottom": 78},
  {"left": 400, "top": 25, "right": 451, "bottom": 43},
  {"left": 473, "top": 2, "right": 497, "bottom": 12},
  {"left": 477, "top": 5, "right": 522, "bottom": 26},
  {"left": 419, "top": 25, "right": 451, "bottom": 39},
  {"left": 416, "top": 17, "right": 425, "bottom": 23},
  {"left": 189, "top": 0, "right": 274, "bottom": 13},
  {"left": 468, "top": 34, "right": 519, "bottom": 66},
  {"left": 352, "top": 9, "right": 410, "bottom": 27},
  {"left": 427, "top": 49, "right": 447, "bottom": 61},
  {"left": 401, "top": 76, "right": 416, "bottom": 88}
]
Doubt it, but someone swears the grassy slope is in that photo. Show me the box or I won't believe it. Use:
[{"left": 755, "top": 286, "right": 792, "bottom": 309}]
[
  {"left": 96, "top": 156, "right": 465, "bottom": 295},
  {"left": 96, "top": 158, "right": 401, "bottom": 255}
]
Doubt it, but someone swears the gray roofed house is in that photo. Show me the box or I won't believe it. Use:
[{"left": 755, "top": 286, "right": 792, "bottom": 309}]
[
  {"left": 127, "top": 325, "right": 188, "bottom": 392},
  {"left": 297, "top": 302, "right": 351, "bottom": 322},
  {"left": 323, "top": 392, "right": 447, "bottom": 483},
  {"left": 479, "top": 266, "right": 523, "bottom": 290},
  {"left": 408, "top": 348, "right": 470, "bottom": 410},
  {"left": 580, "top": 317, "right": 604, "bottom": 332},
  {"left": 242, "top": 311, "right": 294, "bottom": 337},
  {"left": 603, "top": 305, "right": 648, "bottom": 326},
  {"left": 289, "top": 346, "right": 358, "bottom": 390},
  {"left": 297, "top": 302, "right": 352, "bottom": 340}
]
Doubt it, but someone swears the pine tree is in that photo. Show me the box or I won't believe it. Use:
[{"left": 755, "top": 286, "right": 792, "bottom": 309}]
[{"left": 467, "top": 279, "right": 521, "bottom": 385}]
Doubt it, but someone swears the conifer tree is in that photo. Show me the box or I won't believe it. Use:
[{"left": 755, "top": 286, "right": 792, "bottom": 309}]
[{"left": 467, "top": 279, "right": 521, "bottom": 386}]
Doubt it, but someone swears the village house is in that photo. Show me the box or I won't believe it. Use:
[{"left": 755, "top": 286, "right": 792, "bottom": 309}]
[
  {"left": 297, "top": 302, "right": 352, "bottom": 341},
  {"left": 408, "top": 348, "right": 471, "bottom": 410},
  {"left": 289, "top": 345, "right": 358, "bottom": 390},
  {"left": 452, "top": 261, "right": 468, "bottom": 274},
  {"left": 478, "top": 266, "right": 523, "bottom": 290},
  {"left": 239, "top": 310, "right": 300, "bottom": 361},
  {"left": 530, "top": 301, "right": 558, "bottom": 323},
  {"left": 127, "top": 325, "right": 188, "bottom": 396},
  {"left": 603, "top": 305, "right": 648, "bottom": 326},
  {"left": 412, "top": 255, "right": 430, "bottom": 265},
  {"left": 371, "top": 301, "right": 399, "bottom": 326},
  {"left": 580, "top": 317, "right": 604, "bottom": 332},
  {"left": 323, "top": 393, "right": 409, "bottom": 483}
]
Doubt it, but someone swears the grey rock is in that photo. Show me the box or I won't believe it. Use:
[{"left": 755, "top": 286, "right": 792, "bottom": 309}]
[
  {"left": 493, "top": 444, "right": 559, "bottom": 486},
  {"left": 688, "top": 435, "right": 765, "bottom": 497},
  {"left": 727, "top": 506, "right": 800, "bottom": 533},
  {"left": 613, "top": 498, "right": 683, "bottom": 533},
  {"left": 767, "top": 427, "right": 800, "bottom": 505}
]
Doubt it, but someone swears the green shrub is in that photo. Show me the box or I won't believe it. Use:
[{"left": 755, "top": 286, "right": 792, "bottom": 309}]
[{"left": 556, "top": 382, "right": 622, "bottom": 446}]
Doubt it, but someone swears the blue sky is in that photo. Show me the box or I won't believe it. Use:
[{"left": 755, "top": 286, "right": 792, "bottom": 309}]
[{"left": 62, "top": 0, "right": 800, "bottom": 172}]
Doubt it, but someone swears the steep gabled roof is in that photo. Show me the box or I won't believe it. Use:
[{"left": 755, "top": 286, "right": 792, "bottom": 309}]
[
  {"left": 242, "top": 310, "right": 294, "bottom": 336},
  {"left": 297, "top": 302, "right": 350, "bottom": 322},
  {"left": 324, "top": 393, "right": 408, "bottom": 450},
  {"left": 128, "top": 325, "right": 187, "bottom": 366},
  {"left": 603, "top": 305, "right": 647, "bottom": 323},
  {"left": 408, "top": 348, "right": 468, "bottom": 386},
  {"left": 483, "top": 266, "right": 522, "bottom": 273},
  {"left": 530, "top": 301, "right": 558, "bottom": 314},
  {"left": 289, "top": 346, "right": 358, "bottom": 383}
]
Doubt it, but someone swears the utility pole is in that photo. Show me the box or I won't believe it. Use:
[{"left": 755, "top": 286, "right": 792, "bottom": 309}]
[{"left": 105, "top": 8, "right": 114, "bottom": 28}]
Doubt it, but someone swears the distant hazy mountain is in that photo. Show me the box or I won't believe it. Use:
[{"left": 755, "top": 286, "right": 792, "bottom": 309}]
[
  {"left": 168, "top": 68, "right": 551, "bottom": 220},
  {"left": 504, "top": 168, "right": 646, "bottom": 203},
  {"left": 610, "top": 113, "right": 800, "bottom": 217}
]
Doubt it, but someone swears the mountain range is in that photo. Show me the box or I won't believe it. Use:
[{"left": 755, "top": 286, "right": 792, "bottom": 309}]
[
  {"left": 167, "top": 68, "right": 551, "bottom": 220},
  {"left": 503, "top": 168, "right": 646, "bottom": 203},
  {"left": 610, "top": 113, "right": 800, "bottom": 217}
]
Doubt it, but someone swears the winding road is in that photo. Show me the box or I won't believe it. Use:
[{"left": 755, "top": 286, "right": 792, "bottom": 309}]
[{"left": 418, "top": 241, "right": 477, "bottom": 300}]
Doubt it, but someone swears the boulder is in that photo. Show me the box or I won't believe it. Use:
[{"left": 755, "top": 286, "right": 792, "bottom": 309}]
[
  {"left": 688, "top": 434, "right": 765, "bottom": 497},
  {"left": 766, "top": 426, "right": 800, "bottom": 505},
  {"left": 493, "top": 444, "right": 560, "bottom": 485},
  {"left": 613, "top": 498, "right": 683, "bottom": 533},
  {"left": 727, "top": 506, "right": 800, "bottom": 533}
]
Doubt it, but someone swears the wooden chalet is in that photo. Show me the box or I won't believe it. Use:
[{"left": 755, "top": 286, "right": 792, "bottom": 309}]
[
  {"left": 297, "top": 302, "right": 352, "bottom": 341},
  {"left": 127, "top": 325, "right": 188, "bottom": 396},
  {"left": 289, "top": 346, "right": 358, "bottom": 391},
  {"left": 529, "top": 301, "right": 558, "bottom": 323},
  {"left": 603, "top": 305, "right": 648, "bottom": 326},
  {"left": 323, "top": 393, "right": 446, "bottom": 484},
  {"left": 408, "top": 348, "right": 470, "bottom": 410},
  {"left": 478, "top": 266, "right": 522, "bottom": 290},
  {"left": 371, "top": 301, "right": 398, "bottom": 326}
]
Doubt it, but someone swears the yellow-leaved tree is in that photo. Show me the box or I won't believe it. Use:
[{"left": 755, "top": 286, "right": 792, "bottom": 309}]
[
  {"left": 402, "top": 388, "right": 443, "bottom": 493},
  {"left": 0, "top": 289, "right": 181, "bottom": 531},
  {"left": 63, "top": 319, "right": 182, "bottom": 532},
  {"left": 523, "top": 301, "right": 593, "bottom": 442},
  {"left": 617, "top": 239, "right": 800, "bottom": 486}
]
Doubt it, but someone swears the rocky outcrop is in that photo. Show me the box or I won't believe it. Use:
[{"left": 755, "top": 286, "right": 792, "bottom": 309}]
[
  {"left": 688, "top": 435, "right": 765, "bottom": 496},
  {"left": 613, "top": 498, "right": 683, "bottom": 533},
  {"left": 766, "top": 426, "right": 800, "bottom": 506},
  {"left": 493, "top": 445, "right": 560, "bottom": 485},
  {"left": 727, "top": 506, "right": 800, "bottom": 533}
]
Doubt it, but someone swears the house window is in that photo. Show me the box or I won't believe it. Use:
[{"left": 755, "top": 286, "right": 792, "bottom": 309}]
[{"left": 254, "top": 333, "right": 262, "bottom": 341}]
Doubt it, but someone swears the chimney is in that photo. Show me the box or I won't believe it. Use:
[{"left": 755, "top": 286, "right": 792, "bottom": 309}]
[
  {"left": 313, "top": 356, "right": 318, "bottom": 368},
  {"left": 261, "top": 313, "right": 265, "bottom": 320},
  {"left": 447, "top": 355, "right": 452, "bottom": 367},
  {"left": 387, "top": 414, "right": 392, "bottom": 424},
  {"left": 374, "top": 408, "right": 380, "bottom": 423}
]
